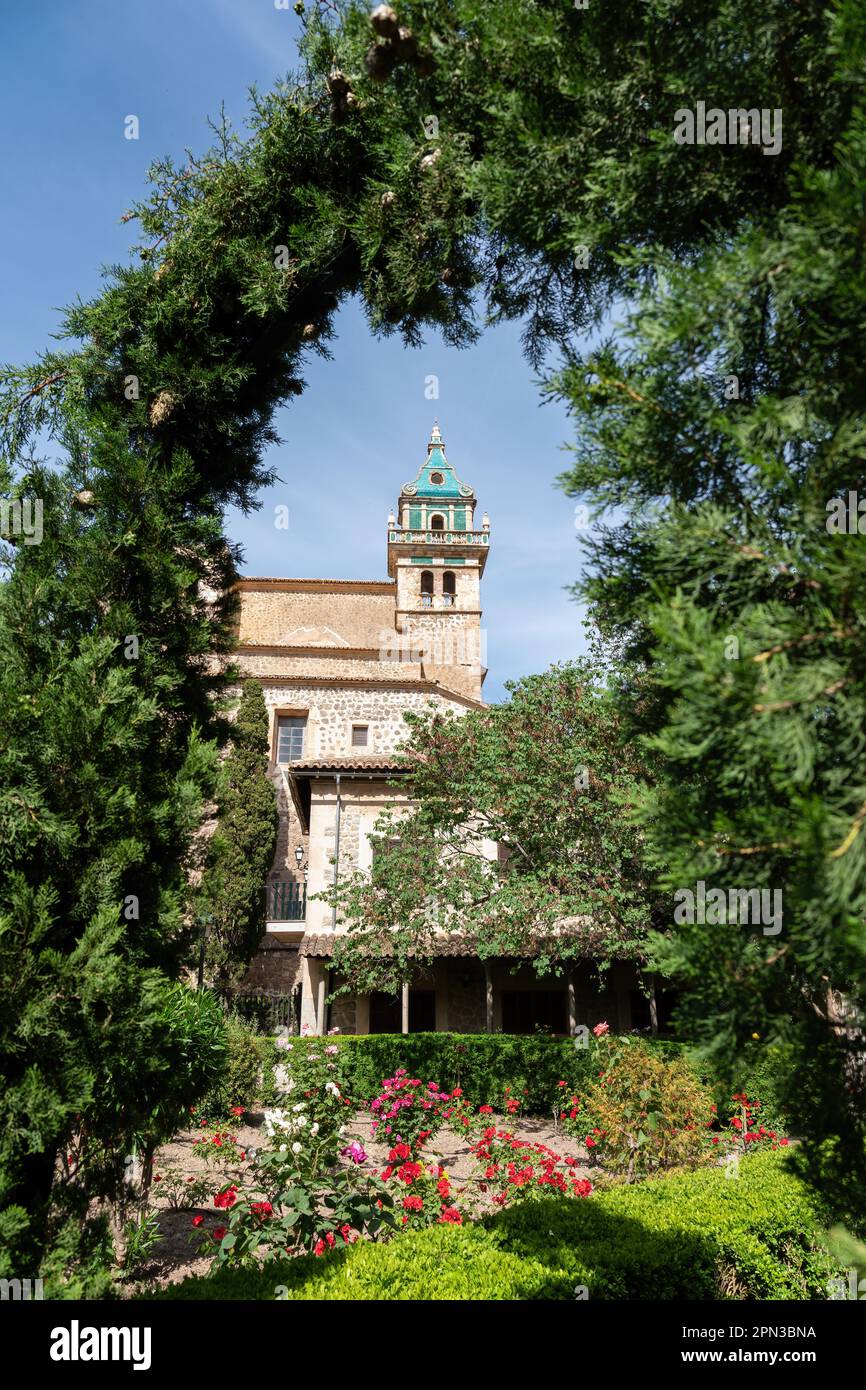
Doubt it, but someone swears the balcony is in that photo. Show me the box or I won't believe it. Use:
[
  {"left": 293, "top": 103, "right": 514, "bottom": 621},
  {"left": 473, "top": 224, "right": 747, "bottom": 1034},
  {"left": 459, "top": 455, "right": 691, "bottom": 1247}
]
[
  {"left": 387, "top": 526, "right": 490, "bottom": 580},
  {"left": 389, "top": 529, "right": 488, "bottom": 546},
  {"left": 266, "top": 877, "right": 307, "bottom": 922}
]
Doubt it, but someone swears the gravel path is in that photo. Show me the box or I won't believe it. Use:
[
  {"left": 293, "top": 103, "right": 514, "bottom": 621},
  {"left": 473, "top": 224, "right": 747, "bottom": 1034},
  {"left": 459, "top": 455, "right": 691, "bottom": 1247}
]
[{"left": 127, "top": 1109, "right": 595, "bottom": 1295}]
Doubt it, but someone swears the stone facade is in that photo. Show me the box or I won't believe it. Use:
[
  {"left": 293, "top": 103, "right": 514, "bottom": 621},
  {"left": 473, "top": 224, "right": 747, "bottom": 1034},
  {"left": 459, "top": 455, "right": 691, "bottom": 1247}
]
[{"left": 235, "top": 424, "right": 639, "bottom": 1036}]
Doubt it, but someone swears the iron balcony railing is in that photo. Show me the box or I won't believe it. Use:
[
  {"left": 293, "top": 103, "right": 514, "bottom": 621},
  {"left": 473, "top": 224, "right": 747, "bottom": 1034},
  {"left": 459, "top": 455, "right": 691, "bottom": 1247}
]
[{"left": 267, "top": 878, "right": 307, "bottom": 922}]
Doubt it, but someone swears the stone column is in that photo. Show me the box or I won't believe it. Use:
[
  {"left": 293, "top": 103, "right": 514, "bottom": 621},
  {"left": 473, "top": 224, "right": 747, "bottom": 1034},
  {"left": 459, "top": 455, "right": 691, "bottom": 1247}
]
[
  {"left": 484, "top": 961, "right": 494, "bottom": 1033},
  {"left": 315, "top": 965, "right": 329, "bottom": 1036},
  {"left": 356, "top": 993, "right": 371, "bottom": 1036},
  {"left": 567, "top": 969, "right": 578, "bottom": 1036},
  {"left": 401, "top": 982, "right": 410, "bottom": 1035},
  {"left": 300, "top": 957, "right": 319, "bottom": 1035}
]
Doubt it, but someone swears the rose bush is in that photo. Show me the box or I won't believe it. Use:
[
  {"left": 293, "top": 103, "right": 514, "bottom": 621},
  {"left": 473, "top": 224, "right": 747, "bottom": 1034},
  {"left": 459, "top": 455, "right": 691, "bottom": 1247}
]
[
  {"left": 193, "top": 1046, "right": 394, "bottom": 1261},
  {"left": 469, "top": 1126, "right": 592, "bottom": 1208},
  {"left": 378, "top": 1142, "right": 465, "bottom": 1231},
  {"left": 367, "top": 1069, "right": 460, "bottom": 1151},
  {"left": 712, "top": 1093, "right": 791, "bottom": 1160},
  {"left": 191, "top": 1116, "right": 245, "bottom": 1168}
]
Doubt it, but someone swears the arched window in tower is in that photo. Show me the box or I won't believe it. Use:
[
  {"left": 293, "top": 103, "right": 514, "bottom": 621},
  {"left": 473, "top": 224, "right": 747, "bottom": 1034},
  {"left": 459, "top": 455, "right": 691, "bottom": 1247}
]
[
  {"left": 420, "top": 569, "right": 434, "bottom": 607},
  {"left": 430, "top": 513, "right": 445, "bottom": 531},
  {"left": 442, "top": 570, "right": 456, "bottom": 607}
]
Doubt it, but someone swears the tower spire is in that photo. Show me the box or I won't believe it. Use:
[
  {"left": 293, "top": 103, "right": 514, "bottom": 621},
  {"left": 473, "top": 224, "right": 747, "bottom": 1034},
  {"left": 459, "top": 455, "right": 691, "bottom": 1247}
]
[{"left": 428, "top": 419, "right": 442, "bottom": 451}]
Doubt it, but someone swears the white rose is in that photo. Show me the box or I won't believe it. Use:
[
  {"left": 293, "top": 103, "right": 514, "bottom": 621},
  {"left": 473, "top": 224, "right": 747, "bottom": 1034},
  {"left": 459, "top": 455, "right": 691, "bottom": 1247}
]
[
  {"left": 310, "top": 1123, "right": 320, "bottom": 1136},
  {"left": 273, "top": 1065, "right": 292, "bottom": 1093},
  {"left": 292, "top": 1141, "right": 302, "bottom": 1154},
  {"left": 279, "top": 1144, "right": 287, "bottom": 1152},
  {"left": 295, "top": 1114, "right": 307, "bottom": 1128}
]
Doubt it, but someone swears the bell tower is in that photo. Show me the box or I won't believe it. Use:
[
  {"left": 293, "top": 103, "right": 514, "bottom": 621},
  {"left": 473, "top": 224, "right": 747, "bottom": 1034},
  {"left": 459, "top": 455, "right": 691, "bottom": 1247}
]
[{"left": 387, "top": 423, "right": 489, "bottom": 701}]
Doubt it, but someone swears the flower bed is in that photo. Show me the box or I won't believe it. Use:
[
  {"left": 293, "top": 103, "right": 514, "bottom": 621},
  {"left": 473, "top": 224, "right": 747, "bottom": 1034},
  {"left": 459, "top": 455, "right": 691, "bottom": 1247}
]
[
  {"left": 152, "top": 1150, "right": 839, "bottom": 1301},
  {"left": 135, "top": 1032, "right": 791, "bottom": 1291}
]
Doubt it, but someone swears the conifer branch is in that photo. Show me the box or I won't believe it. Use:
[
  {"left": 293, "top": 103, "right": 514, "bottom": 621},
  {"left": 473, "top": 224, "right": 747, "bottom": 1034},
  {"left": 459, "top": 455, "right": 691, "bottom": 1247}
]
[
  {"left": 829, "top": 797, "right": 866, "bottom": 860},
  {"left": 753, "top": 679, "right": 846, "bottom": 713}
]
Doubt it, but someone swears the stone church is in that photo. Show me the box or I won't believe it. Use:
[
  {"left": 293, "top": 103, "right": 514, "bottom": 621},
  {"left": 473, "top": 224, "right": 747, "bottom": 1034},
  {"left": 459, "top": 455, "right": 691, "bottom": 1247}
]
[{"left": 234, "top": 424, "right": 643, "bottom": 1036}]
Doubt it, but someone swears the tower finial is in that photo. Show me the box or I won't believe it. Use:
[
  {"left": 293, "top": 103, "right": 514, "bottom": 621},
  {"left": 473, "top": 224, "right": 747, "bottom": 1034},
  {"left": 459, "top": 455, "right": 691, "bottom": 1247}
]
[{"left": 428, "top": 419, "right": 442, "bottom": 451}]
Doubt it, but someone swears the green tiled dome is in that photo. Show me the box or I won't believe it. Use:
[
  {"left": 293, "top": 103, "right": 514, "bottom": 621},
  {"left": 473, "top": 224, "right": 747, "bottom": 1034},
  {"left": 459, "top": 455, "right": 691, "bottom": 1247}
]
[{"left": 401, "top": 423, "right": 475, "bottom": 499}]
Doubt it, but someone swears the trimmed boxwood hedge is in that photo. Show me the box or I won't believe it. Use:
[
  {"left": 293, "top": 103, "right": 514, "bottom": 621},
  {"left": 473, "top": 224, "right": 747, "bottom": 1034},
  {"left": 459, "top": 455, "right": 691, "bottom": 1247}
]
[
  {"left": 150, "top": 1151, "right": 838, "bottom": 1301},
  {"left": 259, "top": 1031, "right": 687, "bottom": 1114},
  {"left": 257, "top": 1031, "right": 793, "bottom": 1122}
]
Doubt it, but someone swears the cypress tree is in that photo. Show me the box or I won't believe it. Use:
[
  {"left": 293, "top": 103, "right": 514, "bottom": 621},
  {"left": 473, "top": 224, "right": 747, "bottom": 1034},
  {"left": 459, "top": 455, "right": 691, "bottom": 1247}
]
[{"left": 200, "top": 680, "right": 280, "bottom": 986}]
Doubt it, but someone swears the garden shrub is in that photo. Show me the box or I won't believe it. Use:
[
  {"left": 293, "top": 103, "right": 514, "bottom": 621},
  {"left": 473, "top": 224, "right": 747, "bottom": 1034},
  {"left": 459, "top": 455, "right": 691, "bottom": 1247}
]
[
  {"left": 200, "top": 1017, "right": 265, "bottom": 1117},
  {"left": 568, "top": 1036, "right": 716, "bottom": 1180},
  {"left": 154, "top": 1150, "right": 838, "bottom": 1301},
  {"left": 716, "top": 1042, "right": 793, "bottom": 1134}
]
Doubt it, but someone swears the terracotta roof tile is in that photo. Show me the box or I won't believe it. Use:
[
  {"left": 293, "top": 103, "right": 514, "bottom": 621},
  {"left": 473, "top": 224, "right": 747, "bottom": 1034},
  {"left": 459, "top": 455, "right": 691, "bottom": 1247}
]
[{"left": 289, "top": 754, "right": 409, "bottom": 773}]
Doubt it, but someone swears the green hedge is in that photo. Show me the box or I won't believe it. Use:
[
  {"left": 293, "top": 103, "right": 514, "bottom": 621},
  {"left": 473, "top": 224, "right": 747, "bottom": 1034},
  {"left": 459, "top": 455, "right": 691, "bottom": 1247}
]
[
  {"left": 259, "top": 1032, "right": 688, "bottom": 1115},
  {"left": 150, "top": 1150, "right": 838, "bottom": 1301},
  {"left": 232, "top": 1028, "right": 790, "bottom": 1127}
]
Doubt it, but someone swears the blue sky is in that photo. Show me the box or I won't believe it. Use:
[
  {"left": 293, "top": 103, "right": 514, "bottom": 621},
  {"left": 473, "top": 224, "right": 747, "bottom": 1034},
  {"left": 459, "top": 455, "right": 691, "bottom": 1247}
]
[{"left": 0, "top": 0, "right": 588, "bottom": 700}]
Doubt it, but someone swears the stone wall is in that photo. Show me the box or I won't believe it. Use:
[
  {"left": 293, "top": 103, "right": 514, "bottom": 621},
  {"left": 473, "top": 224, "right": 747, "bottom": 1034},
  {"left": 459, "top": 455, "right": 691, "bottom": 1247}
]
[
  {"left": 445, "top": 961, "right": 487, "bottom": 1032},
  {"left": 329, "top": 993, "right": 356, "bottom": 1034},
  {"left": 241, "top": 939, "right": 302, "bottom": 993},
  {"left": 237, "top": 583, "right": 396, "bottom": 649},
  {"left": 268, "top": 766, "right": 308, "bottom": 874},
  {"left": 401, "top": 612, "right": 484, "bottom": 701},
  {"left": 256, "top": 681, "right": 467, "bottom": 759},
  {"left": 235, "top": 652, "right": 424, "bottom": 681}
]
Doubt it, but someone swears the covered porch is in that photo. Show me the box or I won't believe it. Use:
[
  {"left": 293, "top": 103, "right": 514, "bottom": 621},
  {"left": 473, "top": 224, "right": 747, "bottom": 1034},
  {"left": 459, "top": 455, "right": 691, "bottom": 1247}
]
[{"left": 296, "top": 934, "right": 667, "bottom": 1037}]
